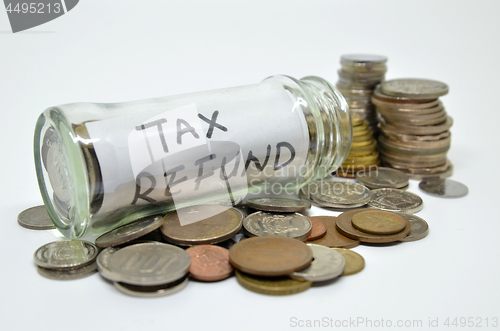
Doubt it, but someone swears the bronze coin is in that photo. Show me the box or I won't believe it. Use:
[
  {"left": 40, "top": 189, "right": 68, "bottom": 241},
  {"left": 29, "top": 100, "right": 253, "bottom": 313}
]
[
  {"left": 336, "top": 209, "right": 411, "bottom": 243},
  {"left": 185, "top": 245, "right": 233, "bottom": 282},
  {"left": 351, "top": 210, "right": 407, "bottom": 235},
  {"left": 302, "top": 216, "right": 327, "bottom": 241},
  {"left": 229, "top": 236, "right": 313, "bottom": 277},
  {"left": 305, "top": 216, "right": 360, "bottom": 249}
]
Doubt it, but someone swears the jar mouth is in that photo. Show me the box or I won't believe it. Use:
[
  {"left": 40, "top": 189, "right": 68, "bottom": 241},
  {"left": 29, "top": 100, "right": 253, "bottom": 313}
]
[{"left": 34, "top": 108, "right": 90, "bottom": 238}]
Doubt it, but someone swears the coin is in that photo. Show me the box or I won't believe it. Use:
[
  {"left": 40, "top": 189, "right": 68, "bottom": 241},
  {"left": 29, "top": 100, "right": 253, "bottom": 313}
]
[
  {"left": 309, "top": 181, "right": 371, "bottom": 209},
  {"left": 302, "top": 216, "right": 327, "bottom": 241},
  {"left": 229, "top": 236, "right": 313, "bottom": 277},
  {"left": 373, "top": 86, "right": 437, "bottom": 104},
  {"left": 351, "top": 210, "right": 407, "bottom": 235},
  {"left": 332, "top": 248, "right": 365, "bottom": 276},
  {"left": 419, "top": 179, "right": 468, "bottom": 198},
  {"left": 37, "top": 262, "right": 97, "bottom": 280},
  {"left": 340, "top": 54, "right": 387, "bottom": 65},
  {"left": 185, "top": 245, "right": 233, "bottom": 282},
  {"left": 400, "top": 214, "right": 429, "bottom": 242},
  {"left": 246, "top": 198, "right": 311, "bottom": 213},
  {"left": 235, "top": 270, "right": 311, "bottom": 295},
  {"left": 356, "top": 167, "right": 409, "bottom": 189},
  {"left": 105, "top": 242, "right": 190, "bottom": 286},
  {"left": 305, "top": 216, "right": 360, "bottom": 249},
  {"left": 114, "top": 276, "right": 189, "bottom": 298},
  {"left": 95, "top": 215, "right": 164, "bottom": 248},
  {"left": 161, "top": 205, "right": 243, "bottom": 245},
  {"left": 242, "top": 211, "right": 312, "bottom": 240},
  {"left": 368, "top": 188, "right": 424, "bottom": 214},
  {"left": 291, "top": 244, "right": 345, "bottom": 282},
  {"left": 17, "top": 205, "right": 55, "bottom": 230},
  {"left": 336, "top": 209, "right": 411, "bottom": 243},
  {"left": 34, "top": 240, "right": 98, "bottom": 270},
  {"left": 381, "top": 78, "right": 449, "bottom": 99}
]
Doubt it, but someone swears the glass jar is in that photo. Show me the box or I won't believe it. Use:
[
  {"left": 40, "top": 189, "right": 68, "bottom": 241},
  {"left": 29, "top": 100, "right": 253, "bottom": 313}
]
[{"left": 34, "top": 75, "right": 352, "bottom": 238}]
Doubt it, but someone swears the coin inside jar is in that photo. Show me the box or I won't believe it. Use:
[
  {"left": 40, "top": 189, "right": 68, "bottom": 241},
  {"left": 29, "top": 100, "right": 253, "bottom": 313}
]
[
  {"left": 242, "top": 211, "right": 312, "bottom": 240},
  {"left": 185, "top": 245, "right": 233, "bottom": 281},
  {"left": 229, "top": 236, "right": 313, "bottom": 277}
]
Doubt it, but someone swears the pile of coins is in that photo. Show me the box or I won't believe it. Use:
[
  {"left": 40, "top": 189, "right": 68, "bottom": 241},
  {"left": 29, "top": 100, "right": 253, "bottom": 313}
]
[
  {"left": 336, "top": 114, "right": 380, "bottom": 177},
  {"left": 373, "top": 78, "right": 453, "bottom": 179},
  {"left": 335, "top": 54, "right": 388, "bottom": 133}
]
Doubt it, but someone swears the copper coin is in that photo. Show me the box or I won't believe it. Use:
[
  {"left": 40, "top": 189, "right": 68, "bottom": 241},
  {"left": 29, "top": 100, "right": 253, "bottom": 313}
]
[
  {"left": 351, "top": 210, "right": 407, "bottom": 235},
  {"left": 336, "top": 209, "right": 411, "bottom": 243},
  {"left": 229, "top": 236, "right": 313, "bottom": 277},
  {"left": 185, "top": 245, "right": 233, "bottom": 282},
  {"left": 305, "top": 216, "right": 360, "bottom": 249},
  {"left": 302, "top": 216, "right": 327, "bottom": 241}
]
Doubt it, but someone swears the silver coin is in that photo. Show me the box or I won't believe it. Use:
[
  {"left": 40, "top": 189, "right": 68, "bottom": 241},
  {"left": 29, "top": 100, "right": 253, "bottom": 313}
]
[
  {"left": 400, "top": 214, "right": 429, "bottom": 242},
  {"left": 105, "top": 242, "right": 190, "bottom": 286},
  {"left": 113, "top": 276, "right": 189, "bottom": 298},
  {"left": 341, "top": 54, "right": 388, "bottom": 65},
  {"left": 307, "top": 181, "right": 371, "bottom": 208},
  {"left": 291, "top": 244, "right": 346, "bottom": 282},
  {"left": 356, "top": 167, "right": 409, "bottom": 189},
  {"left": 37, "top": 262, "right": 97, "bottom": 280},
  {"left": 381, "top": 78, "right": 449, "bottom": 99},
  {"left": 95, "top": 215, "right": 164, "bottom": 248},
  {"left": 419, "top": 179, "right": 468, "bottom": 198},
  {"left": 243, "top": 211, "right": 312, "bottom": 240},
  {"left": 368, "top": 188, "right": 423, "bottom": 214},
  {"left": 246, "top": 197, "right": 311, "bottom": 213},
  {"left": 34, "top": 240, "right": 98, "bottom": 270},
  {"left": 17, "top": 205, "right": 55, "bottom": 230}
]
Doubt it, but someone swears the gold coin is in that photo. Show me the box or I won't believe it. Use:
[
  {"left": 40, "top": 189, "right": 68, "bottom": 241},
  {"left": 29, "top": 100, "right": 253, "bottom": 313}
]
[
  {"left": 235, "top": 270, "right": 311, "bottom": 295},
  {"left": 353, "top": 128, "right": 370, "bottom": 137},
  {"left": 352, "top": 114, "right": 364, "bottom": 127},
  {"left": 332, "top": 249, "right": 365, "bottom": 276},
  {"left": 351, "top": 139, "right": 374, "bottom": 148},
  {"left": 344, "top": 151, "right": 379, "bottom": 164},
  {"left": 351, "top": 210, "right": 407, "bottom": 235},
  {"left": 349, "top": 140, "right": 377, "bottom": 156},
  {"left": 353, "top": 132, "right": 373, "bottom": 142},
  {"left": 353, "top": 122, "right": 369, "bottom": 132}
]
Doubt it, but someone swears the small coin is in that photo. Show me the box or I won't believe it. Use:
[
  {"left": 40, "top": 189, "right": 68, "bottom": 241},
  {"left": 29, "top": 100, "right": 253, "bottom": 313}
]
[
  {"left": 185, "top": 245, "right": 233, "bottom": 282},
  {"left": 381, "top": 78, "right": 449, "bottom": 99},
  {"left": 37, "top": 262, "right": 97, "bottom": 280},
  {"left": 351, "top": 114, "right": 365, "bottom": 127},
  {"left": 114, "top": 276, "right": 189, "bottom": 298},
  {"left": 246, "top": 198, "right": 311, "bottom": 213},
  {"left": 105, "top": 242, "right": 190, "bottom": 286},
  {"left": 332, "top": 248, "right": 365, "bottom": 276},
  {"left": 229, "top": 236, "right": 313, "bottom": 277},
  {"left": 400, "top": 214, "right": 429, "bottom": 242},
  {"left": 308, "top": 181, "right": 371, "bottom": 209},
  {"left": 302, "top": 216, "right": 327, "bottom": 241},
  {"left": 243, "top": 211, "right": 312, "bottom": 240},
  {"left": 291, "top": 244, "right": 346, "bottom": 282},
  {"left": 351, "top": 210, "right": 407, "bottom": 235},
  {"left": 34, "top": 240, "right": 98, "bottom": 270},
  {"left": 17, "top": 205, "right": 55, "bottom": 230},
  {"left": 161, "top": 205, "right": 243, "bottom": 246},
  {"left": 336, "top": 209, "right": 411, "bottom": 243},
  {"left": 95, "top": 215, "right": 164, "bottom": 248},
  {"left": 419, "top": 179, "right": 468, "bottom": 198},
  {"left": 305, "top": 216, "right": 360, "bottom": 249},
  {"left": 356, "top": 167, "right": 409, "bottom": 189},
  {"left": 235, "top": 270, "right": 311, "bottom": 296},
  {"left": 368, "top": 188, "right": 423, "bottom": 214}
]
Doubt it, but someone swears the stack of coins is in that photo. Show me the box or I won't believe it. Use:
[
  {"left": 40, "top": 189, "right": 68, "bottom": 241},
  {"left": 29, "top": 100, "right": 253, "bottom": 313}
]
[
  {"left": 336, "top": 114, "right": 380, "bottom": 177},
  {"left": 336, "top": 54, "right": 388, "bottom": 132},
  {"left": 373, "top": 78, "right": 453, "bottom": 179}
]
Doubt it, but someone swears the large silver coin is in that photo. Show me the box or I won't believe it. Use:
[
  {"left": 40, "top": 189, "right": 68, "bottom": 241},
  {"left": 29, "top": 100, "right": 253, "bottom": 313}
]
[
  {"left": 356, "top": 167, "right": 409, "bottom": 189},
  {"left": 95, "top": 215, "right": 164, "bottom": 248},
  {"left": 400, "top": 214, "right": 429, "bottom": 242},
  {"left": 291, "top": 244, "right": 346, "bottom": 282},
  {"left": 37, "top": 262, "right": 97, "bottom": 280},
  {"left": 114, "top": 276, "right": 189, "bottom": 297},
  {"left": 246, "top": 198, "right": 311, "bottom": 213},
  {"left": 34, "top": 240, "right": 98, "bottom": 270},
  {"left": 419, "top": 179, "right": 468, "bottom": 198},
  {"left": 368, "top": 188, "right": 423, "bottom": 214},
  {"left": 243, "top": 211, "right": 312, "bottom": 240},
  {"left": 105, "top": 242, "right": 190, "bottom": 286},
  {"left": 18, "top": 205, "right": 55, "bottom": 230},
  {"left": 381, "top": 78, "right": 449, "bottom": 99},
  {"left": 308, "top": 181, "right": 371, "bottom": 208}
]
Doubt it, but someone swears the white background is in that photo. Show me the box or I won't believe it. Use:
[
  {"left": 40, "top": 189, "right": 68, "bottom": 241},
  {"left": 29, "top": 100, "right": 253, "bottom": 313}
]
[{"left": 1, "top": 1, "right": 499, "bottom": 330}]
